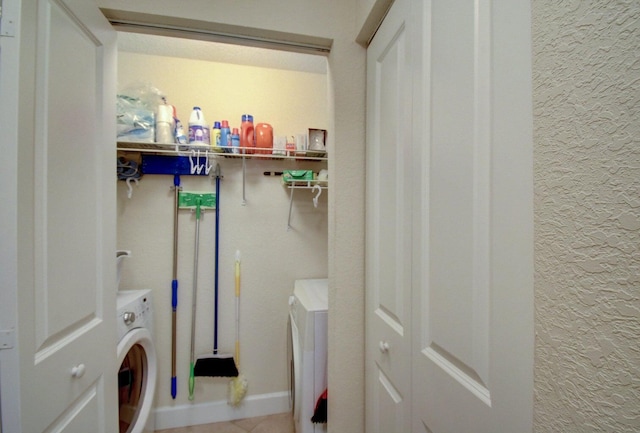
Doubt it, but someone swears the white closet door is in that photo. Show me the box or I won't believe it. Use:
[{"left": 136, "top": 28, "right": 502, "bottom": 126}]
[
  {"left": 411, "top": 0, "right": 534, "bottom": 432},
  {"left": 366, "top": 0, "right": 534, "bottom": 432},
  {"left": 16, "top": 0, "right": 118, "bottom": 431},
  {"left": 365, "top": 0, "right": 413, "bottom": 431}
]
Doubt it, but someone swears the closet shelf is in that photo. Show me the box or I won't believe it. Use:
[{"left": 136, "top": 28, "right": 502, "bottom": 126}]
[
  {"left": 284, "top": 180, "right": 328, "bottom": 189},
  {"left": 117, "top": 141, "right": 328, "bottom": 162}
]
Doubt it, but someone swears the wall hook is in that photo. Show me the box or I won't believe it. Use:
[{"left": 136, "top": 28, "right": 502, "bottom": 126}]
[
  {"left": 204, "top": 151, "right": 213, "bottom": 175},
  {"left": 126, "top": 177, "right": 139, "bottom": 199},
  {"left": 190, "top": 149, "right": 206, "bottom": 174},
  {"left": 189, "top": 150, "right": 198, "bottom": 174},
  {"left": 312, "top": 184, "right": 322, "bottom": 208}
]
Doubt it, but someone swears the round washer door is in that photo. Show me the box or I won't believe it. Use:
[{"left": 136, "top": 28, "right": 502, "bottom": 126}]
[{"left": 117, "top": 327, "right": 157, "bottom": 433}]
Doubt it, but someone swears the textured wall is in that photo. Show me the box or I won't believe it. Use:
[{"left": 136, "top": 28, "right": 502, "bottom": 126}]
[{"left": 532, "top": 1, "right": 640, "bottom": 431}]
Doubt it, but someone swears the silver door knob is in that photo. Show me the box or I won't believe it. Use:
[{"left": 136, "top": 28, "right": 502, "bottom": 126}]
[
  {"left": 123, "top": 311, "right": 135, "bottom": 326},
  {"left": 379, "top": 341, "right": 390, "bottom": 353},
  {"left": 71, "top": 364, "right": 86, "bottom": 378}
]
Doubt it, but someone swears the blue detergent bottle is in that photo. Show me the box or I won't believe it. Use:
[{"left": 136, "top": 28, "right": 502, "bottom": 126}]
[
  {"left": 220, "top": 120, "right": 231, "bottom": 152},
  {"left": 231, "top": 128, "right": 240, "bottom": 154}
]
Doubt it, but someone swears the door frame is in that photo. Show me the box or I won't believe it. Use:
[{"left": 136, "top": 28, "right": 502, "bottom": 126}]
[{"left": 0, "top": 0, "right": 23, "bottom": 430}]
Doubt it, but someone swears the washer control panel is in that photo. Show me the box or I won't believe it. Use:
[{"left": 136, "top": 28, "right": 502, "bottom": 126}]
[{"left": 116, "top": 290, "right": 153, "bottom": 341}]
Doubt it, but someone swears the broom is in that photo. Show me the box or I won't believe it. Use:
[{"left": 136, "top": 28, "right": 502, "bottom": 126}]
[
  {"left": 228, "top": 250, "right": 248, "bottom": 406},
  {"left": 193, "top": 165, "right": 238, "bottom": 380}
]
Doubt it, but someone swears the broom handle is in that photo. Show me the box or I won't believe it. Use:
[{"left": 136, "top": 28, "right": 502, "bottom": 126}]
[
  {"left": 214, "top": 165, "right": 221, "bottom": 354},
  {"left": 235, "top": 251, "right": 241, "bottom": 366},
  {"left": 171, "top": 175, "right": 180, "bottom": 399}
]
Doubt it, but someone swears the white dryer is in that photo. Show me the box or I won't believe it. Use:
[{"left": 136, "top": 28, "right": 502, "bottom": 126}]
[
  {"left": 288, "top": 279, "right": 328, "bottom": 433},
  {"left": 117, "top": 290, "right": 157, "bottom": 433}
]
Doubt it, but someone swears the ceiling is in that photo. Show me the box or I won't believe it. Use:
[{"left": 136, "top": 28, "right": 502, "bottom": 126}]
[{"left": 117, "top": 31, "right": 328, "bottom": 75}]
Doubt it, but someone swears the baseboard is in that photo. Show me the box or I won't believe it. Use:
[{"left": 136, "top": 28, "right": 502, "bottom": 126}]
[{"left": 153, "top": 391, "right": 291, "bottom": 430}]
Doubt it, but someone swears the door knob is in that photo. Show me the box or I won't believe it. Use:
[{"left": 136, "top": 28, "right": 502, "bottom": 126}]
[
  {"left": 71, "top": 364, "right": 86, "bottom": 378},
  {"left": 379, "top": 341, "right": 390, "bottom": 353}
]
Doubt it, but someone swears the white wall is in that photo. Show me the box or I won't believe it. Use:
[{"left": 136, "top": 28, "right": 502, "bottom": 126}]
[
  {"left": 99, "top": 1, "right": 369, "bottom": 431},
  {"left": 533, "top": 1, "right": 640, "bottom": 431},
  {"left": 117, "top": 49, "right": 329, "bottom": 411}
]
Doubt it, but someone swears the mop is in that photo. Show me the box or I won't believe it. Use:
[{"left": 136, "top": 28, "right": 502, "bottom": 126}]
[
  {"left": 228, "top": 250, "right": 248, "bottom": 406},
  {"left": 193, "top": 164, "right": 239, "bottom": 380},
  {"left": 181, "top": 190, "right": 218, "bottom": 401}
]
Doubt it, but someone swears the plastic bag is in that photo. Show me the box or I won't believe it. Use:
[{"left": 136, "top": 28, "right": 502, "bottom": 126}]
[{"left": 116, "top": 83, "right": 166, "bottom": 143}]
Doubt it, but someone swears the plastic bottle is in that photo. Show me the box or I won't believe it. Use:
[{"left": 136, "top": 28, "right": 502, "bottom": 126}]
[
  {"left": 170, "top": 105, "right": 187, "bottom": 149},
  {"left": 255, "top": 123, "right": 273, "bottom": 155},
  {"left": 155, "top": 104, "right": 175, "bottom": 144},
  {"left": 188, "top": 106, "right": 209, "bottom": 145},
  {"left": 240, "top": 114, "right": 254, "bottom": 154},
  {"left": 220, "top": 120, "right": 231, "bottom": 153},
  {"left": 231, "top": 128, "right": 241, "bottom": 154},
  {"left": 212, "top": 121, "right": 221, "bottom": 152}
]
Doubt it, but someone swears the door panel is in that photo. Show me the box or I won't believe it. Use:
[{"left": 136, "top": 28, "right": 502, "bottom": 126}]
[
  {"left": 426, "top": 0, "right": 491, "bottom": 392},
  {"left": 365, "top": 0, "right": 412, "bottom": 431},
  {"left": 366, "top": 0, "right": 533, "bottom": 432},
  {"left": 411, "top": 0, "right": 533, "bottom": 432},
  {"left": 18, "top": 0, "right": 118, "bottom": 431}
]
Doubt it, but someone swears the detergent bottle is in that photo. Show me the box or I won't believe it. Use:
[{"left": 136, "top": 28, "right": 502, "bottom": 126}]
[
  {"left": 212, "top": 121, "right": 221, "bottom": 152},
  {"left": 240, "top": 114, "right": 254, "bottom": 154},
  {"left": 220, "top": 120, "right": 231, "bottom": 152},
  {"left": 231, "top": 128, "right": 240, "bottom": 154},
  {"left": 188, "top": 107, "right": 209, "bottom": 145},
  {"left": 255, "top": 123, "right": 273, "bottom": 155}
]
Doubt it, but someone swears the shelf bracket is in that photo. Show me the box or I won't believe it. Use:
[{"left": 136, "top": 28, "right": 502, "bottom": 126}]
[
  {"left": 242, "top": 153, "right": 247, "bottom": 206},
  {"left": 287, "top": 185, "right": 295, "bottom": 231}
]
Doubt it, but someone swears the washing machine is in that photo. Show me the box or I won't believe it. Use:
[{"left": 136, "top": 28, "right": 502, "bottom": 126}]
[
  {"left": 117, "top": 290, "right": 157, "bottom": 433},
  {"left": 288, "top": 279, "right": 328, "bottom": 433}
]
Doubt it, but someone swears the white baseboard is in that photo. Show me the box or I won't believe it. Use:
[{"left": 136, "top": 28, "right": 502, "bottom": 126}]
[{"left": 153, "top": 391, "right": 291, "bottom": 430}]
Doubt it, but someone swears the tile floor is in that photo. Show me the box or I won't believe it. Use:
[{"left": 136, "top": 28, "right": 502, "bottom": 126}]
[{"left": 155, "top": 412, "right": 294, "bottom": 433}]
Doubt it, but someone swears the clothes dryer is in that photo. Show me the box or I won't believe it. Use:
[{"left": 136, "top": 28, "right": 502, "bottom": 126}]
[
  {"left": 117, "top": 290, "right": 157, "bottom": 433},
  {"left": 288, "top": 279, "right": 328, "bottom": 433}
]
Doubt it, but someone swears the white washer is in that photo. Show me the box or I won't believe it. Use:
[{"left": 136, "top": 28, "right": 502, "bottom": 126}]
[
  {"left": 117, "top": 290, "right": 157, "bottom": 433},
  {"left": 288, "top": 279, "right": 328, "bottom": 433}
]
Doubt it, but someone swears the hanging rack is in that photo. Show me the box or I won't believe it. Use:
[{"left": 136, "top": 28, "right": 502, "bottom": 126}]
[{"left": 286, "top": 180, "right": 328, "bottom": 231}]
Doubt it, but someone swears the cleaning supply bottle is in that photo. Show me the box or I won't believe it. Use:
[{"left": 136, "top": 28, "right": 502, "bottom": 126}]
[
  {"left": 231, "top": 128, "right": 240, "bottom": 154},
  {"left": 240, "top": 114, "right": 254, "bottom": 154},
  {"left": 220, "top": 120, "right": 231, "bottom": 153},
  {"left": 155, "top": 104, "right": 175, "bottom": 144},
  {"left": 255, "top": 122, "right": 273, "bottom": 155},
  {"left": 171, "top": 105, "right": 187, "bottom": 150},
  {"left": 212, "top": 121, "right": 221, "bottom": 152},
  {"left": 188, "top": 106, "right": 209, "bottom": 146}
]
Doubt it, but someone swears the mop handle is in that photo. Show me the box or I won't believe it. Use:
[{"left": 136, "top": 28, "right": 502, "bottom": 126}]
[{"left": 189, "top": 200, "right": 202, "bottom": 401}]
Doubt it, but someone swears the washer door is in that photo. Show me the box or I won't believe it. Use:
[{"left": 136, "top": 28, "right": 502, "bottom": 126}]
[{"left": 117, "top": 327, "right": 157, "bottom": 433}]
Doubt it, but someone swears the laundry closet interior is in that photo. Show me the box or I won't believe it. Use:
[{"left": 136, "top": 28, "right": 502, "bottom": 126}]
[{"left": 115, "top": 29, "right": 330, "bottom": 415}]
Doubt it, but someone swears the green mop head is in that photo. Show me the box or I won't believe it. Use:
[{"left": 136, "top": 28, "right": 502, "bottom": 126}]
[{"left": 178, "top": 191, "right": 216, "bottom": 212}]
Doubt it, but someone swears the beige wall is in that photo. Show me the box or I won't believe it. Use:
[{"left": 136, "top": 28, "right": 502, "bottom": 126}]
[
  {"left": 532, "top": 1, "right": 640, "bottom": 431},
  {"left": 100, "top": 0, "right": 369, "bottom": 431}
]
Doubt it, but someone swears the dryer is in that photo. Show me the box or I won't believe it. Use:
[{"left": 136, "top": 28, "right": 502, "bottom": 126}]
[
  {"left": 288, "top": 279, "right": 328, "bottom": 433},
  {"left": 117, "top": 290, "right": 157, "bottom": 433}
]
